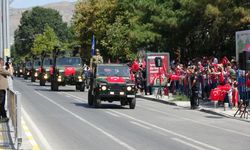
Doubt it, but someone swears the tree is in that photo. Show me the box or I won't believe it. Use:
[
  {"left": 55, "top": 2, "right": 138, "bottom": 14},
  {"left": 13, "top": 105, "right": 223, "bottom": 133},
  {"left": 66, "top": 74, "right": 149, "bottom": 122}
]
[
  {"left": 31, "top": 24, "right": 60, "bottom": 55},
  {"left": 14, "top": 7, "right": 73, "bottom": 57}
]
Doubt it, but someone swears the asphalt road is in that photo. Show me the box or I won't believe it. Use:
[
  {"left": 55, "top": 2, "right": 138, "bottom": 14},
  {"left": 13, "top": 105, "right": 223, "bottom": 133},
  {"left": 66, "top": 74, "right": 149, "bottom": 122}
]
[{"left": 13, "top": 77, "right": 250, "bottom": 150}]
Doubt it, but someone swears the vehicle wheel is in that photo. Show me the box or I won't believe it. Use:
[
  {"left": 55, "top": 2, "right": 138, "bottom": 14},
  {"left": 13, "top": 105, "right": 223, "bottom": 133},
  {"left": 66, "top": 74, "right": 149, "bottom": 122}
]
[
  {"left": 80, "top": 83, "right": 85, "bottom": 92},
  {"left": 129, "top": 98, "right": 136, "bottom": 109},
  {"left": 24, "top": 75, "right": 28, "bottom": 80},
  {"left": 17, "top": 74, "right": 20, "bottom": 77},
  {"left": 31, "top": 76, "right": 36, "bottom": 82},
  {"left": 51, "top": 80, "right": 59, "bottom": 91},
  {"left": 88, "top": 90, "right": 93, "bottom": 106},
  {"left": 40, "top": 79, "right": 46, "bottom": 86},
  {"left": 76, "top": 84, "right": 80, "bottom": 90}
]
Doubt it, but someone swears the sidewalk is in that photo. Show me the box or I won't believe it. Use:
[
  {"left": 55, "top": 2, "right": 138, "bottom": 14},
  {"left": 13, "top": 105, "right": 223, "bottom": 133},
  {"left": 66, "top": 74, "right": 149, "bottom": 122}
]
[
  {"left": 0, "top": 122, "right": 14, "bottom": 150},
  {"left": 137, "top": 94, "right": 250, "bottom": 123}
]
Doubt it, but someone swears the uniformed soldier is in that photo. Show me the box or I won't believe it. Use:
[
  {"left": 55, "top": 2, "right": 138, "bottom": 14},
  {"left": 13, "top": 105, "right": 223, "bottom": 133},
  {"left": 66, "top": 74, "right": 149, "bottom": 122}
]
[{"left": 90, "top": 49, "right": 103, "bottom": 69}]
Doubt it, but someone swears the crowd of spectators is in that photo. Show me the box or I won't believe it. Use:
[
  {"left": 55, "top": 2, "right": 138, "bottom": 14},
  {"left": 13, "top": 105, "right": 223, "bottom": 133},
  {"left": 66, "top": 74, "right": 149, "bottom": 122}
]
[{"left": 131, "top": 56, "right": 250, "bottom": 109}]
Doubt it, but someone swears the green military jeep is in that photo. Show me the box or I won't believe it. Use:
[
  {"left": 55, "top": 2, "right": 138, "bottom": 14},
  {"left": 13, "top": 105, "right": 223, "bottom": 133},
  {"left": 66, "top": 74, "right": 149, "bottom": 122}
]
[
  {"left": 88, "top": 64, "right": 136, "bottom": 109},
  {"left": 39, "top": 58, "right": 52, "bottom": 86},
  {"left": 50, "top": 57, "right": 85, "bottom": 91}
]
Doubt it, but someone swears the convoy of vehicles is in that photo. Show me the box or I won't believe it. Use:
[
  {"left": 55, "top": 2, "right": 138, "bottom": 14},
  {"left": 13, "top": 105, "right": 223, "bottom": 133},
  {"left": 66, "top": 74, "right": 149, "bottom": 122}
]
[
  {"left": 88, "top": 64, "right": 136, "bottom": 109},
  {"left": 15, "top": 48, "right": 137, "bottom": 109}
]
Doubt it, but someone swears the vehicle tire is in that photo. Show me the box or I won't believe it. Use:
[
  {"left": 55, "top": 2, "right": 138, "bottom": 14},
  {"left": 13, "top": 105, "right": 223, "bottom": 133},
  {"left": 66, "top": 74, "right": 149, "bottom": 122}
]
[
  {"left": 51, "top": 80, "right": 59, "bottom": 91},
  {"left": 129, "top": 98, "right": 136, "bottom": 109},
  {"left": 40, "top": 79, "right": 46, "bottom": 86},
  {"left": 31, "top": 76, "right": 36, "bottom": 82},
  {"left": 17, "top": 74, "right": 20, "bottom": 77},
  {"left": 80, "top": 83, "right": 85, "bottom": 92},
  {"left": 76, "top": 84, "right": 80, "bottom": 91},
  {"left": 24, "top": 75, "right": 28, "bottom": 80},
  {"left": 88, "top": 90, "right": 93, "bottom": 106}
]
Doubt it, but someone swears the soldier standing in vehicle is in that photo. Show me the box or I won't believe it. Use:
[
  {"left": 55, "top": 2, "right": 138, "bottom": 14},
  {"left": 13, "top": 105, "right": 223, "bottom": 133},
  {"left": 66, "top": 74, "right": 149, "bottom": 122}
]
[{"left": 90, "top": 49, "right": 103, "bottom": 70}]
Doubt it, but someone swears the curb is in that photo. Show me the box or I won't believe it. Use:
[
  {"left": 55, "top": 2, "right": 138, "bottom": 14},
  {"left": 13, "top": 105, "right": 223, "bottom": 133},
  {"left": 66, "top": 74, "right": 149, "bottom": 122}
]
[
  {"left": 137, "top": 95, "right": 177, "bottom": 106},
  {"left": 138, "top": 95, "right": 250, "bottom": 123}
]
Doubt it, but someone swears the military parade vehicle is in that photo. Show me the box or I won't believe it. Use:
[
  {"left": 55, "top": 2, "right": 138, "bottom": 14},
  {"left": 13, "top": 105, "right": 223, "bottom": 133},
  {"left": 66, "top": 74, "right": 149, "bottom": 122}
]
[
  {"left": 39, "top": 58, "right": 52, "bottom": 86},
  {"left": 23, "top": 61, "right": 32, "bottom": 80},
  {"left": 88, "top": 64, "right": 136, "bottom": 109},
  {"left": 50, "top": 46, "right": 85, "bottom": 91},
  {"left": 14, "top": 61, "right": 25, "bottom": 77},
  {"left": 31, "top": 59, "right": 41, "bottom": 82}
]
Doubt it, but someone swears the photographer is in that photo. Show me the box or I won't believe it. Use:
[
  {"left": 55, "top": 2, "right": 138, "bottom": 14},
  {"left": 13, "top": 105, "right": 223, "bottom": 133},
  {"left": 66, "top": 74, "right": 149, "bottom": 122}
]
[{"left": 0, "top": 57, "right": 13, "bottom": 122}]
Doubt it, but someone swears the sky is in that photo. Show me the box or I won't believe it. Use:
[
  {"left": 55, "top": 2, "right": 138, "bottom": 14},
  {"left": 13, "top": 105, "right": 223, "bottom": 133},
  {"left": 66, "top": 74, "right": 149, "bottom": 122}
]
[{"left": 11, "top": 0, "right": 76, "bottom": 8}]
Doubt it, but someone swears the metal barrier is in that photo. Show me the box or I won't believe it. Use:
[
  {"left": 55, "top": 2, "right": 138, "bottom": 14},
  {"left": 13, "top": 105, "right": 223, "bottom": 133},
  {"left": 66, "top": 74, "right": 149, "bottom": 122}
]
[{"left": 7, "top": 89, "right": 22, "bottom": 149}]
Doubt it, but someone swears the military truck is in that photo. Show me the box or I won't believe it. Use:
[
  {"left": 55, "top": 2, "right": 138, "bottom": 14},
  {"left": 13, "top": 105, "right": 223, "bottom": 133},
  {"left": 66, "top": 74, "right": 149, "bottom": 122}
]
[
  {"left": 31, "top": 60, "right": 41, "bottom": 82},
  {"left": 14, "top": 63, "right": 24, "bottom": 77},
  {"left": 39, "top": 58, "right": 52, "bottom": 86},
  {"left": 88, "top": 64, "right": 136, "bottom": 109},
  {"left": 50, "top": 57, "right": 85, "bottom": 91},
  {"left": 23, "top": 61, "right": 32, "bottom": 80}
]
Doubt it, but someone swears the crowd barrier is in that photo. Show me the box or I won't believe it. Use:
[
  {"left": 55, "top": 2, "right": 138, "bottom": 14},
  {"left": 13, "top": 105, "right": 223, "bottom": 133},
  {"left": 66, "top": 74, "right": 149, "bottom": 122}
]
[{"left": 7, "top": 89, "right": 22, "bottom": 149}]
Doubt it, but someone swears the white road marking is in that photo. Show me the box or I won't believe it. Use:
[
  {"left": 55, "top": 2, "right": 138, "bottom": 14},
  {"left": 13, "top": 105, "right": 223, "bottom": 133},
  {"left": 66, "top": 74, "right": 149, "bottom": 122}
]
[
  {"left": 109, "top": 110, "right": 221, "bottom": 150},
  {"left": 130, "top": 121, "right": 151, "bottom": 130},
  {"left": 172, "top": 138, "right": 206, "bottom": 150},
  {"left": 50, "top": 92, "right": 219, "bottom": 150},
  {"left": 105, "top": 111, "right": 121, "bottom": 118},
  {"left": 61, "top": 92, "right": 87, "bottom": 102},
  {"left": 35, "top": 91, "right": 136, "bottom": 150},
  {"left": 139, "top": 106, "right": 250, "bottom": 138},
  {"left": 22, "top": 108, "right": 53, "bottom": 150}
]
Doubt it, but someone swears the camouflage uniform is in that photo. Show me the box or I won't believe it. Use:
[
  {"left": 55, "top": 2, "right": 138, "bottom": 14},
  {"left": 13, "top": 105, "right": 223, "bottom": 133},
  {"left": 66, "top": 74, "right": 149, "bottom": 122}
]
[{"left": 90, "top": 49, "right": 103, "bottom": 70}]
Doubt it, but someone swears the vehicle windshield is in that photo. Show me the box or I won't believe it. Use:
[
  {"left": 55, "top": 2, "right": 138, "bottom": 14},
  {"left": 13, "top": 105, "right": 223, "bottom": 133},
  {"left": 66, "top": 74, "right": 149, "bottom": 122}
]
[
  {"left": 97, "top": 65, "right": 130, "bottom": 77},
  {"left": 44, "top": 59, "right": 52, "bottom": 67},
  {"left": 34, "top": 60, "right": 41, "bottom": 67},
  {"left": 25, "top": 62, "right": 32, "bottom": 67},
  {"left": 57, "top": 57, "right": 81, "bottom": 66}
]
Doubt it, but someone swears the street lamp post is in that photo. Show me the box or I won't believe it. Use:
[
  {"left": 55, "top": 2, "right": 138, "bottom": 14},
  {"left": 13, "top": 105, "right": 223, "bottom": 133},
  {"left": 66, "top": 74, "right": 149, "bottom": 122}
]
[{"left": 0, "top": 0, "right": 12, "bottom": 59}]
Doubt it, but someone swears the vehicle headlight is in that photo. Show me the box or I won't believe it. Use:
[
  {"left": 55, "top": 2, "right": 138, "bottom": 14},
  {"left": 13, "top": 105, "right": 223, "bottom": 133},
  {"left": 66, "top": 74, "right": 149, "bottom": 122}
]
[
  {"left": 101, "top": 86, "right": 107, "bottom": 91},
  {"left": 78, "top": 76, "right": 82, "bottom": 79},
  {"left": 20, "top": 70, "right": 22, "bottom": 72},
  {"left": 35, "top": 72, "right": 38, "bottom": 77},
  {"left": 127, "top": 86, "right": 132, "bottom": 91},
  {"left": 27, "top": 72, "right": 30, "bottom": 75},
  {"left": 44, "top": 74, "right": 48, "bottom": 79},
  {"left": 58, "top": 75, "right": 62, "bottom": 79}
]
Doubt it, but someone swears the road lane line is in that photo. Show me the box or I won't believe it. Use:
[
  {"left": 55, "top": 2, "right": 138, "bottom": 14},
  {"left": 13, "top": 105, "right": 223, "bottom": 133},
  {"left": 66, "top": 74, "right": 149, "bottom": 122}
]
[
  {"left": 35, "top": 91, "right": 136, "bottom": 150},
  {"left": 130, "top": 121, "right": 151, "bottom": 130},
  {"left": 105, "top": 111, "right": 121, "bottom": 117},
  {"left": 139, "top": 106, "right": 250, "bottom": 138},
  {"left": 172, "top": 138, "right": 206, "bottom": 150},
  {"left": 22, "top": 109, "right": 53, "bottom": 150},
  {"left": 109, "top": 110, "right": 221, "bottom": 150},
  {"left": 21, "top": 117, "right": 40, "bottom": 150},
  {"left": 61, "top": 92, "right": 87, "bottom": 102}
]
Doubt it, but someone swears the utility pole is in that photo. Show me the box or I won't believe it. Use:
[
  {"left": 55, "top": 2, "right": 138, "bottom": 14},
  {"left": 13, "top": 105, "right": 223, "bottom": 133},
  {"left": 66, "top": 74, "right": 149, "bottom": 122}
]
[{"left": 0, "top": 0, "right": 11, "bottom": 59}]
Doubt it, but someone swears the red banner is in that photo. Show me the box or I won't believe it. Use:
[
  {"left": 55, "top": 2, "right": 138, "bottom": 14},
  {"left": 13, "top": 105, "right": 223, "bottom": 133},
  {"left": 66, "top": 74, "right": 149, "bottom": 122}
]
[{"left": 146, "top": 53, "right": 170, "bottom": 86}]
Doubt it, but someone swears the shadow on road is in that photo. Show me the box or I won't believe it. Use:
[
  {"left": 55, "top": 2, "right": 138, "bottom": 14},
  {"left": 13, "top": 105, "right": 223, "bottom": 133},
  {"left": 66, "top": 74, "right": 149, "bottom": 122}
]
[
  {"left": 205, "top": 115, "right": 223, "bottom": 119},
  {"left": 35, "top": 88, "right": 76, "bottom": 92},
  {"left": 73, "top": 102, "right": 128, "bottom": 109}
]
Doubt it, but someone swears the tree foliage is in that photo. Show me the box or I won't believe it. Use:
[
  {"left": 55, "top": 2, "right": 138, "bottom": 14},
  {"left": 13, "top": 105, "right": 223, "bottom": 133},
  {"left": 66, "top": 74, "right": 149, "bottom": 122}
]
[
  {"left": 73, "top": 0, "right": 250, "bottom": 62},
  {"left": 14, "top": 7, "right": 73, "bottom": 58},
  {"left": 31, "top": 24, "right": 60, "bottom": 55}
]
